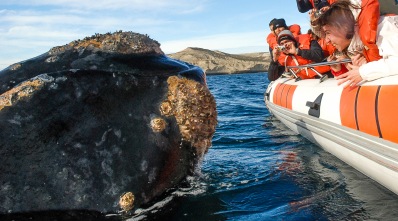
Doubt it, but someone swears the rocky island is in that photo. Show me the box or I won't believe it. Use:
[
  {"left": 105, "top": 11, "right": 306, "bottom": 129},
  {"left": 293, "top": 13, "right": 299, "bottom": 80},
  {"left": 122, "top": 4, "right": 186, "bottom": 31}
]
[{"left": 168, "top": 47, "right": 271, "bottom": 75}]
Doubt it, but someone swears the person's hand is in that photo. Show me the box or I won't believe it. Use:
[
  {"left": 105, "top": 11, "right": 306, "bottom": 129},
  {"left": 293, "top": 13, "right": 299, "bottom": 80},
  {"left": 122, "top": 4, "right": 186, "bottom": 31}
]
[
  {"left": 309, "top": 9, "right": 317, "bottom": 21},
  {"left": 319, "top": 6, "right": 330, "bottom": 14},
  {"left": 335, "top": 65, "right": 363, "bottom": 88},
  {"left": 272, "top": 48, "right": 281, "bottom": 62},
  {"left": 350, "top": 53, "right": 367, "bottom": 67},
  {"left": 309, "top": 6, "right": 330, "bottom": 21},
  {"left": 327, "top": 54, "right": 344, "bottom": 72}
]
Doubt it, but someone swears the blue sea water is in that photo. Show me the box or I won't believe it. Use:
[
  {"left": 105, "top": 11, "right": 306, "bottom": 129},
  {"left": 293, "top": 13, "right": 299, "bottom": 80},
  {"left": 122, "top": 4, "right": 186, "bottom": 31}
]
[{"left": 137, "top": 73, "right": 398, "bottom": 221}]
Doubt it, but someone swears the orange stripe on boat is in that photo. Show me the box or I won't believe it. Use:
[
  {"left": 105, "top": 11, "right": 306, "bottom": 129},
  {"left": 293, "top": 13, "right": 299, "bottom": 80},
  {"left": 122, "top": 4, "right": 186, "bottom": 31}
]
[
  {"left": 273, "top": 83, "right": 282, "bottom": 105},
  {"left": 340, "top": 86, "right": 359, "bottom": 130},
  {"left": 286, "top": 85, "right": 297, "bottom": 110},
  {"left": 278, "top": 83, "right": 288, "bottom": 107},
  {"left": 272, "top": 83, "right": 297, "bottom": 110},
  {"left": 280, "top": 84, "right": 290, "bottom": 108},
  {"left": 357, "top": 86, "right": 379, "bottom": 137},
  {"left": 378, "top": 85, "right": 398, "bottom": 143}
]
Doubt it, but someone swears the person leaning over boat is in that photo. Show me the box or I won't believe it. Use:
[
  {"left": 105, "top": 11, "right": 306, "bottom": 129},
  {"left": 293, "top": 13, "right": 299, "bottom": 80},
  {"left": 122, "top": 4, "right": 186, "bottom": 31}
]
[
  {"left": 267, "top": 30, "right": 328, "bottom": 81},
  {"left": 298, "top": 0, "right": 380, "bottom": 77},
  {"left": 316, "top": 0, "right": 398, "bottom": 87},
  {"left": 298, "top": 0, "right": 382, "bottom": 62}
]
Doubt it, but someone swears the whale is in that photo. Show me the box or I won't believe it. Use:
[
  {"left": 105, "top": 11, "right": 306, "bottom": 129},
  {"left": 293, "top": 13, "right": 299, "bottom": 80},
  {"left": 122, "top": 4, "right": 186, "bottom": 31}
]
[{"left": 0, "top": 31, "right": 217, "bottom": 218}]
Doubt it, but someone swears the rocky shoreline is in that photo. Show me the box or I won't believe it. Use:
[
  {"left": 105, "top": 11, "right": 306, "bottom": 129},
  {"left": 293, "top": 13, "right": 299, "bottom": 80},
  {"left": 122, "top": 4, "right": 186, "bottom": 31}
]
[{"left": 168, "top": 47, "right": 271, "bottom": 75}]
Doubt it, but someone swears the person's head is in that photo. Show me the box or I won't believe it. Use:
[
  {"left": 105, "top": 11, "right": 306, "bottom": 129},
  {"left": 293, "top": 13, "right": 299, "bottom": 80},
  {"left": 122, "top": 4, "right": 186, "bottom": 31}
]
[
  {"left": 273, "top": 18, "right": 288, "bottom": 36},
  {"left": 269, "top": 18, "right": 277, "bottom": 32},
  {"left": 317, "top": 0, "right": 356, "bottom": 51},
  {"left": 278, "top": 30, "right": 298, "bottom": 54}
]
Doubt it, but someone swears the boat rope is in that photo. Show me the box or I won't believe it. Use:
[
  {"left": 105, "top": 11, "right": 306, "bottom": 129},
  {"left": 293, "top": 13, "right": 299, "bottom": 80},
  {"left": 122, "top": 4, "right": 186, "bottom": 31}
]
[
  {"left": 284, "top": 59, "right": 352, "bottom": 83},
  {"left": 286, "top": 59, "right": 352, "bottom": 69}
]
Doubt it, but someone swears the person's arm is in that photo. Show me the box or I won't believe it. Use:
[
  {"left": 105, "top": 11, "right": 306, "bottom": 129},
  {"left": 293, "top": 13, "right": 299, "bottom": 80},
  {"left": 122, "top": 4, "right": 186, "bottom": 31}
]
[
  {"left": 269, "top": 46, "right": 274, "bottom": 61},
  {"left": 268, "top": 60, "right": 285, "bottom": 81},
  {"left": 358, "top": 16, "right": 398, "bottom": 81},
  {"left": 297, "top": 40, "right": 324, "bottom": 62},
  {"left": 359, "top": 56, "right": 398, "bottom": 81}
]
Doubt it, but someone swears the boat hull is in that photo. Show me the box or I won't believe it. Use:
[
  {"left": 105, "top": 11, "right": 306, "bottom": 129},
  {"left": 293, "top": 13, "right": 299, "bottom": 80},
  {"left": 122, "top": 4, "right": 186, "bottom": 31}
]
[{"left": 265, "top": 77, "right": 398, "bottom": 195}]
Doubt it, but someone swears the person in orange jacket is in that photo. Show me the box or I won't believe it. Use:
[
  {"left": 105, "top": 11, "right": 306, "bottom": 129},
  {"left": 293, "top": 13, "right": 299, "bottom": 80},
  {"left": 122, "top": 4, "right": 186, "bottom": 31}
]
[
  {"left": 267, "top": 18, "right": 302, "bottom": 61},
  {"left": 267, "top": 30, "right": 329, "bottom": 81},
  {"left": 316, "top": 0, "right": 398, "bottom": 87},
  {"left": 297, "top": 0, "right": 382, "bottom": 62},
  {"left": 266, "top": 18, "right": 277, "bottom": 61}
]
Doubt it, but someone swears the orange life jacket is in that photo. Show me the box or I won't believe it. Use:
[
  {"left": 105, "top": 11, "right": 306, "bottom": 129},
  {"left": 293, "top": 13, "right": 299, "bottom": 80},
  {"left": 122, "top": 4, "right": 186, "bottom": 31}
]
[
  {"left": 309, "top": 32, "right": 336, "bottom": 57},
  {"left": 358, "top": 0, "right": 382, "bottom": 62},
  {"left": 289, "top": 24, "right": 302, "bottom": 36},
  {"left": 310, "top": 0, "right": 381, "bottom": 61},
  {"left": 277, "top": 34, "right": 330, "bottom": 79},
  {"left": 267, "top": 33, "right": 278, "bottom": 50}
]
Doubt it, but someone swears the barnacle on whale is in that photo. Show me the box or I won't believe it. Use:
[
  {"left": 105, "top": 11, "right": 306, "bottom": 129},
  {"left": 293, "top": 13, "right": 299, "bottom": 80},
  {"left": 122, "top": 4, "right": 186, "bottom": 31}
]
[
  {"left": 160, "top": 76, "right": 217, "bottom": 157},
  {"left": 119, "top": 192, "right": 135, "bottom": 211},
  {"left": 150, "top": 117, "right": 167, "bottom": 133}
]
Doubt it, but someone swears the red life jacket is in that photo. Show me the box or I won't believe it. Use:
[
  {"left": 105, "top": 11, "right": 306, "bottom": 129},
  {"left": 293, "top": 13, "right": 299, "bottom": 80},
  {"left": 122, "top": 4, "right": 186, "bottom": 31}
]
[
  {"left": 289, "top": 24, "right": 302, "bottom": 36},
  {"left": 277, "top": 34, "right": 330, "bottom": 79},
  {"left": 267, "top": 33, "right": 278, "bottom": 50},
  {"left": 311, "top": 34, "right": 335, "bottom": 57},
  {"left": 309, "top": 0, "right": 381, "bottom": 61},
  {"left": 358, "top": 0, "right": 382, "bottom": 62}
]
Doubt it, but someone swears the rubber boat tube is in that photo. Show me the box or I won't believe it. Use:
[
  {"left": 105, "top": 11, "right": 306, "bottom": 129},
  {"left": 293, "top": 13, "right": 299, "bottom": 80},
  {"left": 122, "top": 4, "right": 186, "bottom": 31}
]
[{"left": 265, "top": 76, "right": 398, "bottom": 195}]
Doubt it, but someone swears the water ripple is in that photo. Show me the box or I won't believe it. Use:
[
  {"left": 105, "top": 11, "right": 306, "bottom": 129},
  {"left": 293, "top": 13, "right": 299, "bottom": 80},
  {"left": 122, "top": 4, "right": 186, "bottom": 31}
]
[{"left": 145, "top": 73, "right": 398, "bottom": 221}]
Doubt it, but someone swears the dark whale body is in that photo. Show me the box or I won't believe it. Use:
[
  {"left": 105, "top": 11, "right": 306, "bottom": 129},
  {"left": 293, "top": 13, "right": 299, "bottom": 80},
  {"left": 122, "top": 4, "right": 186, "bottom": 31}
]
[{"left": 0, "top": 31, "right": 217, "bottom": 219}]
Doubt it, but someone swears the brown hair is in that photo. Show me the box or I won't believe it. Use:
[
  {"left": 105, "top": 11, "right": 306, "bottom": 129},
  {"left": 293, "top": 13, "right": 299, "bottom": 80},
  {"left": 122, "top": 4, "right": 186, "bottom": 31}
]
[{"left": 317, "top": 0, "right": 359, "bottom": 39}]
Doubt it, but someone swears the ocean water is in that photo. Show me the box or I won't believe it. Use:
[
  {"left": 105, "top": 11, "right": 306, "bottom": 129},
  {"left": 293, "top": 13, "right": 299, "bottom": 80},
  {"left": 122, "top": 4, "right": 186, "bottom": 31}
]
[{"left": 138, "top": 72, "right": 398, "bottom": 221}]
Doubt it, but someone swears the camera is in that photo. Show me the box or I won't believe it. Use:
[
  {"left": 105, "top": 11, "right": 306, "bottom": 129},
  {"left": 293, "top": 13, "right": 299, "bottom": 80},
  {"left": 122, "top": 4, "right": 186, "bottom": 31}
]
[{"left": 276, "top": 45, "right": 286, "bottom": 51}]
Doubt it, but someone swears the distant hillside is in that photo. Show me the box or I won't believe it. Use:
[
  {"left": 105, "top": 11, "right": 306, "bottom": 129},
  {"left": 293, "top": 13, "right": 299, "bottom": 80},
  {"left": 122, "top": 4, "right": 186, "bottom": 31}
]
[{"left": 168, "top": 47, "right": 271, "bottom": 74}]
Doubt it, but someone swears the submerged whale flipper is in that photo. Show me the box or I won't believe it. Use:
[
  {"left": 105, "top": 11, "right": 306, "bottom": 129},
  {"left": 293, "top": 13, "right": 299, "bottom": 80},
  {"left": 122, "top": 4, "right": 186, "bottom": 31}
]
[{"left": 0, "top": 31, "right": 217, "bottom": 216}]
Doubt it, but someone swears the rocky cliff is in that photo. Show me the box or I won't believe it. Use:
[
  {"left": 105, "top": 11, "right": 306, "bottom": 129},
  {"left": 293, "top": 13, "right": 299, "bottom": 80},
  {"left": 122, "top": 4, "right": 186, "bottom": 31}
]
[{"left": 168, "top": 47, "right": 270, "bottom": 74}]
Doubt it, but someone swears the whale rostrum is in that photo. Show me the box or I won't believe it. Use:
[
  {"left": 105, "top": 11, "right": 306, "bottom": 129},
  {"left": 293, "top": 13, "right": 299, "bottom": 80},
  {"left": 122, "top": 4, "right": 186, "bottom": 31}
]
[{"left": 0, "top": 31, "right": 217, "bottom": 216}]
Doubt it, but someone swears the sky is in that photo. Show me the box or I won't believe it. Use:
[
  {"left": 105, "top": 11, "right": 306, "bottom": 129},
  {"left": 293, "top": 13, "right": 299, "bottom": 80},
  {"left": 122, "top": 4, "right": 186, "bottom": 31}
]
[{"left": 0, "top": 0, "right": 311, "bottom": 70}]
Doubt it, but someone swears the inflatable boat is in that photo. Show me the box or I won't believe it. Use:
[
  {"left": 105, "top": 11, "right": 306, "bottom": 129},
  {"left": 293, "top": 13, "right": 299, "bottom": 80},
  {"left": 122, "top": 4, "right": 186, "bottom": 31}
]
[{"left": 264, "top": 72, "right": 398, "bottom": 195}]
